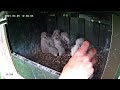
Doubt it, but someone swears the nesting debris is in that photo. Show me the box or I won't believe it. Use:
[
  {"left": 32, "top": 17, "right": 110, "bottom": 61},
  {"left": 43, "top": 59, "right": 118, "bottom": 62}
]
[
  {"left": 32, "top": 51, "right": 71, "bottom": 72},
  {"left": 92, "top": 49, "right": 109, "bottom": 79}
]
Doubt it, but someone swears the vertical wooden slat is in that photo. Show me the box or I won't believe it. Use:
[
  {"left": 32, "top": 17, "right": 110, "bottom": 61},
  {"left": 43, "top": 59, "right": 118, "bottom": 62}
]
[
  {"left": 57, "top": 16, "right": 69, "bottom": 33},
  {"left": 70, "top": 17, "right": 79, "bottom": 45},
  {"left": 99, "top": 24, "right": 106, "bottom": 48},
  {"left": 105, "top": 25, "right": 112, "bottom": 38},
  {"left": 85, "top": 20, "right": 99, "bottom": 47},
  {"left": 47, "top": 16, "right": 57, "bottom": 34},
  {"left": 105, "top": 25, "right": 112, "bottom": 49},
  {"left": 93, "top": 22, "right": 100, "bottom": 47},
  {"left": 78, "top": 18, "right": 85, "bottom": 38}
]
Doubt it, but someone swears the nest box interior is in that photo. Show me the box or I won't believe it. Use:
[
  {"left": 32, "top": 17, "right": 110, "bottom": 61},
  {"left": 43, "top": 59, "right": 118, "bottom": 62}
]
[{"left": 6, "top": 11, "right": 112, "bottom": 79}]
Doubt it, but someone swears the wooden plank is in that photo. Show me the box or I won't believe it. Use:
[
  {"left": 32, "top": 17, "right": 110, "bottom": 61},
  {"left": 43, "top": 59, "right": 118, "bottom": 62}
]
[
  {"left": 93, "top": 22, "right": 100, "bottom": 47},
  {"left": 105, "top": 25, "right": 112, "bottom": 49},
  {"left": 85, "top": 21, "right": 99, "bottom": 47},
  {"left": 99, "top": 24, "right": 107, "bottom": 48},
  {"left": 70, "top": 17, "right": 79, "bottom": 45},
  {"left": 57, "top": 16, "right": 69, "bottom": 33},
  {"left": 105, "top": 25, "right": 112, "bottom": 39},
  {"left": 47, "top": 16, "right": 57, "bottom": 34},
  {"left": 78, "top": 18, "right": 85, "bottom": 38}
]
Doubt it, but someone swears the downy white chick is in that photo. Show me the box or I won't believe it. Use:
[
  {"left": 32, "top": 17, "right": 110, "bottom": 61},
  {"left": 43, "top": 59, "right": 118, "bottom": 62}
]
[
  {"left": 52, "top": 30, "right": 65, "bottom": 56},
  {"left": 47, "top": 36, "right": 58, "bottom": 56},
  {"left": 41, "top": 32, "right": 58, "bottom": 56},
  {"left": 41, "top": 32, "right": 49, "bottom": 53},
  {"left": 70, "top": 38, "right": 84, "bottom": 56},
  {"left": 60, "top": 32, "right": 70, "bottom": 50}
]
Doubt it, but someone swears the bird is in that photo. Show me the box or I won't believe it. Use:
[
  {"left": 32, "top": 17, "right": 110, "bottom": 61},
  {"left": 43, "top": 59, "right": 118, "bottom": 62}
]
[
  {"left": 60, "top": 32, "right": 70, "bottom": 51},
  {"left": 41, "top": 32, "right": 49, "bottom": 53},
  {"left": 52, "top": 30, "right": 65, "bottom": 56},
  {"left": 41, "top": 32, "right": 58, "bottom": 56},
  {"left": 70, "top": 38, "right": 84, "bottom": 56}
]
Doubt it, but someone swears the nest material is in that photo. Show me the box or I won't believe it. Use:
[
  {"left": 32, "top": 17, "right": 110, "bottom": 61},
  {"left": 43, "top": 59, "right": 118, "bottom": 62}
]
[
  {"left": 23, "top": 49, "right": 108, "bottom": 79},
  {"left": 34, "top": 51, "right": 71, "bottom": 72}
]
